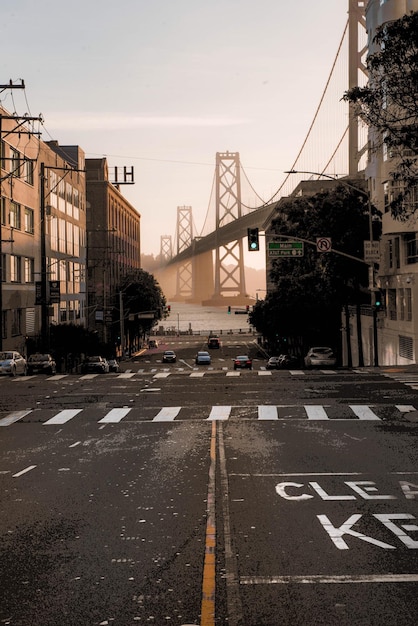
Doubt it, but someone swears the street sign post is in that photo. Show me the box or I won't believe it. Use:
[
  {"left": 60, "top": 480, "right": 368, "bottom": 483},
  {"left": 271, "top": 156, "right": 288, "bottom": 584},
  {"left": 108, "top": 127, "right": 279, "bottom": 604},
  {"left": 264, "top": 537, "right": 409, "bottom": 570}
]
[{"left": 268, "top": 241, "right": 304, "bottom": 257}]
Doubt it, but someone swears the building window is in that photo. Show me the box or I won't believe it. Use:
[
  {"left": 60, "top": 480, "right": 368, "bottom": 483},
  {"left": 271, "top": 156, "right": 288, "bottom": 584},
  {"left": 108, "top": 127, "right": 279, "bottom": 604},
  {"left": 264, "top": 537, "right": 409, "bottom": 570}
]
[
  {"left": 389, "top": 237, "right": 400, "bottom": 269},
  {"left": 10, "top": 147, "right": 21, "bottom": 177},
  {"left": 11, "top": 308, "right": 22, "bottom": 336},
  {"left": 1, "top": 310, "right": 7, "bottom": 339},
  {"left": 1, "top": 197, "right": 6, "bottom": 225},
  {"left": 24, "top": 158, "right": 34, "bottom": 185},
  {"left": 10, "top": 255, "right": 22, "bottom": 283},
  {"left": 9, "top": 201, "right": 21, "bottom": 229},
  {"left": 24, "top": 257, "right": 34, "bottom": 283},
  {"left": 388, "top": 289, "right": 397, "bottom": 321},
  {"left": 1, "top": 253, "right": 5, "bottom": 282},
  {"left": 24, "top": 207, "right": 34, "bottom": 234},
  {"left": 406, "top": 288, "right": 412, "bottom": 321},
  {"left": 405, "top": 234, "right": 418, "bottom": 265}
]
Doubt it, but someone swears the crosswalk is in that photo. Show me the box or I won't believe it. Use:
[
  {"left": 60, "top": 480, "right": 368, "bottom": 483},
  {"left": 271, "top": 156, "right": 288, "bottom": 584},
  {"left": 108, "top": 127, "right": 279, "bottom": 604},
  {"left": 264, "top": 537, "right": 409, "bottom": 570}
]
[
  {"left": 0, "top": 404, "right": 415, "bottom": 426},
  {"left": 3, "top": 368, "right": 368, "bottom": 382},
  {"left": 383, "top": 371, "right": 418, "bottom": 391}
]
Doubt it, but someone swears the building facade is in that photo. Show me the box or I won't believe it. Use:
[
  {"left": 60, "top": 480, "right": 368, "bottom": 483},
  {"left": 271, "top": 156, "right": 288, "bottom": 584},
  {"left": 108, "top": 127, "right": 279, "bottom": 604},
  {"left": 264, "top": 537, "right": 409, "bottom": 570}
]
[
  {"left": 366, "top": 0, "right": 418, "bottom": 365},
  {"left": 0, "top": 104, "right": 87, "bottom": 354},
  {"left": 85, "top": 158, "right": 141, "bottom": 346},
  {"left": 0, "top": 107, "right": 40, "bottom": 353}
]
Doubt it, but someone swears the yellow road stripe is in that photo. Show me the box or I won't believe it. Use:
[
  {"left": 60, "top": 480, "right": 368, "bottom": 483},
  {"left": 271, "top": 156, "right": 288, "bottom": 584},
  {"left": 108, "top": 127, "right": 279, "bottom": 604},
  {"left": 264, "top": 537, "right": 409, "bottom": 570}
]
[{"left": 201, "top": 420, "right": 216, "bottom": 625}]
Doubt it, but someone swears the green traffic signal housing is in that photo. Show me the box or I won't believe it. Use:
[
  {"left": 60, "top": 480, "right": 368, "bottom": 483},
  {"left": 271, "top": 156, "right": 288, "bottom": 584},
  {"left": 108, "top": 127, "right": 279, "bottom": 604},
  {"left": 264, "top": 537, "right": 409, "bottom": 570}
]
[{"left": 247, "top": 227, "right": 259, "bottom": 251}]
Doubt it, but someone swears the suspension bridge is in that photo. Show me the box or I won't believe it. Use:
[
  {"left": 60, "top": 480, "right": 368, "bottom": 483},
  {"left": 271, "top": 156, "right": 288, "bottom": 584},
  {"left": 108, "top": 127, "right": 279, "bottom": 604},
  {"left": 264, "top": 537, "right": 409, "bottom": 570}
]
[{"left": 154, "top": 0, "right": 368, "bottom": 305}]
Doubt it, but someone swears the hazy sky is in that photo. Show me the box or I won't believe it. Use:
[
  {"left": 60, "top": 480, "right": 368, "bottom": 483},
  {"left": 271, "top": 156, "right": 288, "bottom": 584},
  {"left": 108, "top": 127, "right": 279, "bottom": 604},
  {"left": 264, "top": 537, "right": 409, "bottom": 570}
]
[{"left": 1, "top": 0, "right": 349, "bottom": 269}]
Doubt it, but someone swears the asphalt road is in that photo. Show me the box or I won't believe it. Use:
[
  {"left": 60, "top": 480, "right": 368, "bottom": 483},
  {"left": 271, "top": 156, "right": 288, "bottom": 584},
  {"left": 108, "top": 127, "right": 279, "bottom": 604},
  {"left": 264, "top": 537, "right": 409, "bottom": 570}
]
[{"left": 1, "top": 335, "right": 418, "bottom": 626}]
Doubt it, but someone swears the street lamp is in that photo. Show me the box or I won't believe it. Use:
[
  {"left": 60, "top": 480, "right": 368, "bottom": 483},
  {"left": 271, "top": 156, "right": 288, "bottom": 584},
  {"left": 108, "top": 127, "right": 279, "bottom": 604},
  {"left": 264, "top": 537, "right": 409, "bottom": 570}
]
[{"left": 284, "top": 169, "right": 378, "bottom": 367}]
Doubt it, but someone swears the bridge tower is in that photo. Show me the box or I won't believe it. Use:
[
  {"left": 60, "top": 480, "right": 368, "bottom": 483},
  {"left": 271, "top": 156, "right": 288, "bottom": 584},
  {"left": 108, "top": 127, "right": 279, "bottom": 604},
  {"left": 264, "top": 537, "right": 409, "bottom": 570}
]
[
  {"left": 211, "top": 151, "right": 247, "bottom": 303},
  {"left": 159, "top": 235, "right": 173, "bottom": 261},
  {"left": 175, "top": 206, "right": 194, "bottom": 300}
]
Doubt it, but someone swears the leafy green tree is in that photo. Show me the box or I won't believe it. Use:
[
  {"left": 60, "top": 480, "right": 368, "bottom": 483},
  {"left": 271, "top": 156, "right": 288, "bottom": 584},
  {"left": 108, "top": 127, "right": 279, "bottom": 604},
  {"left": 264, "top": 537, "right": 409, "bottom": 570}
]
[
  {"left": 115, "top": 269, "right": 167, "bottom": 348},
  {"left": 343, "top": 11, "right": 418, "bottom": 219},
  {"left": 249, "top": 185, "right": 381, "bottom": 356}
]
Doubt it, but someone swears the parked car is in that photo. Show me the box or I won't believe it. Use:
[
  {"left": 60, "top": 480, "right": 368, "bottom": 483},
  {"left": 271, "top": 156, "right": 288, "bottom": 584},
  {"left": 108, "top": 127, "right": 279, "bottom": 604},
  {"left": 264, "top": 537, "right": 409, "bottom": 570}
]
[
  {"left": 162, "top": 350, "right": 177, "bottom": 363},
  {"left": 81, "top": 356, "right": 109, "bottom": 374},
  {"left": 233, "top": 355, "right": 252, "bottom": 370},
  {"left": 304, "top": 346, "right": 337, "bottom": 368},
  {"left": 195, "top": 351, "right": 211, "bottom": 365},
  {"left": 267, "top": 354, "right": 299, "bottom": 369},
  {"left": 207, "top": 337, "right": 221, "bottom": 349},
  {"left": 107, "top": 359, "right": 120, "bottom": 373},
  {"left": 0, "top": 351, "right": 27, "bottom": 376},
  {"left": 27, "top": 353, "right": 56, "bottom": 375},
  {"left": 266, "top": 356, "right": 282, "bottom": 370}
]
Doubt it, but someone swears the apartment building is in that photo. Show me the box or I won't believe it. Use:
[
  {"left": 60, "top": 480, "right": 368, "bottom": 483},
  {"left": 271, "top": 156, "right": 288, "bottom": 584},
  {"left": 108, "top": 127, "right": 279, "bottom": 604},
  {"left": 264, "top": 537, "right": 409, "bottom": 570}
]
[
  {"left": 0, "top": 108, "right": 40, "bottom": 352},
  {"left": 0, "top": 104, "right": 87, "bottom": 353},
  {"left": 85, "top": 158, "right": 141, "bottom": 345},
  {"left": 366, "top": 0, "right": 418, "bottom": 364}
]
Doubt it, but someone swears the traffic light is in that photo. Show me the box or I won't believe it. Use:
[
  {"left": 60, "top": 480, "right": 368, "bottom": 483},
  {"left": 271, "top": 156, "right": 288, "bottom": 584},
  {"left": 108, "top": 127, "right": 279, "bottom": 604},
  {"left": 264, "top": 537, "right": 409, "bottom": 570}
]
[
  {"left": 246, "top": 305, "right": 250, "bottom": 312},
  {"left": 374, "top": 291, "right": 384, "bottom": 311},
  {"left": 247, "top": 227, "right": 259, "bottom": 251},
  {"left": 167, "top": 305, "right": 171, "bottom": 312},
  {"left": 228, "top": 306, "right": 231, "bottom": 314}
]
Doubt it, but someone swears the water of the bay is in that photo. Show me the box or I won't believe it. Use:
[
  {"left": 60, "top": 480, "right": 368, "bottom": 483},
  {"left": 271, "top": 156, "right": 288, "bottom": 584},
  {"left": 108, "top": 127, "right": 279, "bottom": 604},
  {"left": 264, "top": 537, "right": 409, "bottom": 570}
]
[{"left": 157, "top": 302, "right": 254, "bottom": 336}]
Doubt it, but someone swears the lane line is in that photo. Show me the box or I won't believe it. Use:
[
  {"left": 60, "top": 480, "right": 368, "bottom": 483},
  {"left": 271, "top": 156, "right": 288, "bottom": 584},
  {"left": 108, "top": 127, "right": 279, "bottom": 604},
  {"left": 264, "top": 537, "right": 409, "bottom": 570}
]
[
  {"left": 240, "top": 574, "right": 418, "bottom": 584},
  {"left": 13, "top": 465, "right": 36, "bottom": 478},
  {"left": 218, "top": 423, "right": 243, "bottom": 626},
  {"left": 200, "top": 420, "right": 216, "bottom": 626}
]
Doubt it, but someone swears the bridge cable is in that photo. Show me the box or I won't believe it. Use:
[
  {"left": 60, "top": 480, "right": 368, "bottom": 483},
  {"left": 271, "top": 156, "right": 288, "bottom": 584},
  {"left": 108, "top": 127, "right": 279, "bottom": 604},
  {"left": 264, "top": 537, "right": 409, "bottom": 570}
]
[{"left": 241, "top": 18, "right": 349, "bottom": 212}]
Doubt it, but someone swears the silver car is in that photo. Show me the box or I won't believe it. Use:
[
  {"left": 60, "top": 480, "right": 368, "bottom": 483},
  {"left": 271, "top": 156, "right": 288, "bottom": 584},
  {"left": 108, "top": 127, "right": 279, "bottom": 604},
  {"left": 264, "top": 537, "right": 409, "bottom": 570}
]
[
  {"left": 304, "top": 347, "right": 337, "bottom": 368},
  {"left": 195, "top": 351, "right": 211, "bottom": 365},
  {"left": 0, "top": 351, "right": 27, "bottom": 376}
]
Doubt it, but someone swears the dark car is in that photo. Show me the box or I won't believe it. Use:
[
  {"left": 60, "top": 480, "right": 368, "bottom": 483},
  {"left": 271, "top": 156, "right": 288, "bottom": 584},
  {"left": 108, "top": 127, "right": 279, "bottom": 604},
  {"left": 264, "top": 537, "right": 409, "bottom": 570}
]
[
  {"left": 27, "top": 353, "right": 56, "bottom": 375},
  {"left": 207, "top": 337, "right": 221, "bottom": 349},
  {"left": 233, "top": 355, "right": 252, "bottom": 370},
  {"left": 162, "top": 350, "right": 177, "bottom": 363},
  {"left": 81, "top": 356, "right": 109, "bottom": 374}
]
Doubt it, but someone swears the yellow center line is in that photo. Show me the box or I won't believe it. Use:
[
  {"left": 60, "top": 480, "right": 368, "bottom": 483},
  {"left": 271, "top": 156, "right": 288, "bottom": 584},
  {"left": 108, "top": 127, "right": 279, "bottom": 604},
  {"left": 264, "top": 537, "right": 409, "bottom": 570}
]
[{"left": 201, "top": 420, "right": 217, "bottom": 626}]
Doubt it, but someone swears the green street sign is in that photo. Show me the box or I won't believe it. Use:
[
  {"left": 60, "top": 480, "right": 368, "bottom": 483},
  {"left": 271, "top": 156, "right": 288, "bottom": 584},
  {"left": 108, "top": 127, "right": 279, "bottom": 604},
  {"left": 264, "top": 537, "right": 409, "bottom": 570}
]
[{"left": 268, "top": 241, "right": 304, "bottom": 257}]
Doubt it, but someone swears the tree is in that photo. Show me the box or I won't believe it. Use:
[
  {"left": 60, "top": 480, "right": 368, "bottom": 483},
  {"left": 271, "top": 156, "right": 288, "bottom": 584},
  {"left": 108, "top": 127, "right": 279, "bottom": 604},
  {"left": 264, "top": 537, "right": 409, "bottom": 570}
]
[
  {"left": 115, "top": 269, "right": 167, "bottom": 351},
  {"left": 249, "top": 185, "right": 380, "bottom": 355},
  {"left": 343, "top": 11, "right": 418, "bottom": 219}
]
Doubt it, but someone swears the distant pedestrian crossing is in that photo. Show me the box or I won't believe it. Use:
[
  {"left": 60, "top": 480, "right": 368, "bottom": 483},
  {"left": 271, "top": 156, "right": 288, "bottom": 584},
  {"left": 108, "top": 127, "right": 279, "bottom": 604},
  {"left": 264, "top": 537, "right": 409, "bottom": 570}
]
[
  {"left": 4, "top": 367, "right": 369, "bottom": 382},
  {"left": 0, "top": 403, "right": 415, "bottom": 426},
  {"left": 383, "top": 371, "right": 418, "bottom": 391}
]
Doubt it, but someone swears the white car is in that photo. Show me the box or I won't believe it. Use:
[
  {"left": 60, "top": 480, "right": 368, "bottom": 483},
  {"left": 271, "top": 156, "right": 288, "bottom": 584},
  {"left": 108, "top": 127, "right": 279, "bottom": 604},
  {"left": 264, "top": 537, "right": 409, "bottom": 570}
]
[
  {"left": 0, "top": 351, "right": 27, "bottom": 376},
  {"left": 304, "top": 347, "right": 337, "bottom": 368}
]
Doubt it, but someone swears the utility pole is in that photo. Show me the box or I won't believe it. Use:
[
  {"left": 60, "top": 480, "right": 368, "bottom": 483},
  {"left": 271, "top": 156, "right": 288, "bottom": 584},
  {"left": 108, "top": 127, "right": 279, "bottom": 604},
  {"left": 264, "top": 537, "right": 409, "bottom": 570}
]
[{"left": 40, "top": 162, "right": 49, "bottom": 351}]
